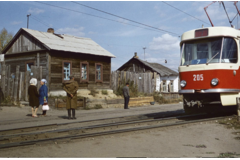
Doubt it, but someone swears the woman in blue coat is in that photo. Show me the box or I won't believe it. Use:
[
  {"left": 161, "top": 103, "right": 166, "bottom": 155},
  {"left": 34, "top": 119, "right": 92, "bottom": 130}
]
[{"left": 39, "top": 79, "right": 48, "bottom": 116}]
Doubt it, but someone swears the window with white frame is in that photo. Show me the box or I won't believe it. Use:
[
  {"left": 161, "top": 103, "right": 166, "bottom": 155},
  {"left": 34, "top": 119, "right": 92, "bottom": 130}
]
[
  {"left": 63, "top": 62, "right": 71, "bottom": 80},
  {"left": 96, "top": 65, "right": 101, "bottom": 80},
  {"left": 170, "top": 81, "right": 174, "bottom": 92},
  {"left": 80, "top": 61, "right": 89, "bottom": 82},
  {"left": 81, "top": 64, "right": 87, "bottom": 80},
  {"left": 26, "top": 62, "right": 34, "bottom": 72},
  {"left": 162, "top": 81, "right": 167, "bottom": 92},
  {"left": 95, "top": 63, "right": 103, "bottom": 82}
]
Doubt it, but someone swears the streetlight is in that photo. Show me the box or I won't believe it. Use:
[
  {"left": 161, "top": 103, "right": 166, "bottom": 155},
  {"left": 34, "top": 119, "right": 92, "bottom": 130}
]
[
  {"left": 27, "top": 14, "right": 31, "bottom": 28},
  {"left": 143, "top": 47, "right": 146, "bottom": 60}
]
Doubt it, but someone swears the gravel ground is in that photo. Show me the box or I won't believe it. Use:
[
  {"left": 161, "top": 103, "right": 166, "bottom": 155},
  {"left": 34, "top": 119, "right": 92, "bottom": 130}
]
[{"left": 0, "top": 103, "right": 239, "bottom": 158}]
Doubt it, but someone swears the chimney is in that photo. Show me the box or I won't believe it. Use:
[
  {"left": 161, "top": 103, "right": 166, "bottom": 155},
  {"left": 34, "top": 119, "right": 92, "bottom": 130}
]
[
  {"left": 133, "top": 52, "right": 139, "bottom": 59},
  {"left": 47, "top": 28, "right": 54, "bottom": 33}
]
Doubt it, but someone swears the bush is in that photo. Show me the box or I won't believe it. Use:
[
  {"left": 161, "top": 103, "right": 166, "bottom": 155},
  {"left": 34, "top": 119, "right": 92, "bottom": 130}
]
[
  {"left": 101, "top": 90, "right": 108, "bottom": 95},
  {"left": 89, "top": 88, "right": 98, "bottom": 97},
  {"left": 114, "top": 79, "right": 138, "bottom": 97},
  {"left": 94, "top": 104, "right": 103, "bottom": 109}
]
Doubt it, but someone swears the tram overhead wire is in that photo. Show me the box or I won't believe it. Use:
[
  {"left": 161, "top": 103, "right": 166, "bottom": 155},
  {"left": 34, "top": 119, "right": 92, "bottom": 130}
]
[{"left": 35, "top": 1, "right": 180, "bottom": 36}]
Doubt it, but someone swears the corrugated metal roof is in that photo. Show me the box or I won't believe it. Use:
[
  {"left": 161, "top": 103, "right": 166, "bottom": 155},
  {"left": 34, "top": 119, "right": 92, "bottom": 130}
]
[{"left": 22, "top": 28, "right": 115, "bottom": 58}]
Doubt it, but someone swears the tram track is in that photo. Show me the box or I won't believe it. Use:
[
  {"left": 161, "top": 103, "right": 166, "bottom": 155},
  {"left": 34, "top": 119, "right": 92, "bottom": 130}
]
[{"left": 0, "top": 112, "right": 234, "bottom": 149}]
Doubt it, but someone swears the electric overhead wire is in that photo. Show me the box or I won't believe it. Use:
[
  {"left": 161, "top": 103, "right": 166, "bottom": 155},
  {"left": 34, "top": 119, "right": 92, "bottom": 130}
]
[
  {"left": 31, "top": 15, "right": 52, "bottom": 27},
  {"left": 72, "top": 1, "right": 179, "bottom": 36},
  {"left": 30, "top": 16, "right": 51, "bottom": 28},
  {"left": 162, "top": 1, "right": 211, "bottom": 26},
  {"left": 35, "top": 1, "right": 179, "bottom": 36}
]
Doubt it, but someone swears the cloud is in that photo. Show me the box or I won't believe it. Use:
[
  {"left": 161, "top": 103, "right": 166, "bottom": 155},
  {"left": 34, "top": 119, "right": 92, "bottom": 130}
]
[
  {"left": 11, "top": 21, "right": 22, "bottom": 25},
  {"left": 149, "top": 34, "right": 180, "bottom": 51},
  {"left": 28, "top": 8, "right": 45, "bottom": 14},
  {"left": 56, "top": 27, "right": 85, "bottom": 37}
]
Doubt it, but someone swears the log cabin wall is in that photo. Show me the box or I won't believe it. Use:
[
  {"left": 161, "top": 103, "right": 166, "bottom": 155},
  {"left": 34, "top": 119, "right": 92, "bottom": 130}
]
[
  {"left": 50, "top": 51, "right": 111, "bottom": 91},
  {"left": 4, "top": 51, "right": 48, "bottom": 78}
]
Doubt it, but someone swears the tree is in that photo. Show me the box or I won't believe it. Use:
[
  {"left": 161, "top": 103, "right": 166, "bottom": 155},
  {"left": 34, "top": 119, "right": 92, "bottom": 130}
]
[{"left": 0, "top": 28, "right": 13, "bottom": 52}]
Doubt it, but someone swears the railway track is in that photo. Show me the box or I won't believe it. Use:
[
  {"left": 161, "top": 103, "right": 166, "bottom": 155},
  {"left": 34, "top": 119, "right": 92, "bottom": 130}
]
[{"left": 0, "top": 112, "right": 234, "bottom": 149}]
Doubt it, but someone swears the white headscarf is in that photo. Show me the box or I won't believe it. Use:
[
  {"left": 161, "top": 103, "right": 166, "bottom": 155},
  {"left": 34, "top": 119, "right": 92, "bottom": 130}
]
[
  {"left": 30, "top": 78, "right": 37, "bottom": 86},
  {"left": 41, "top": 79, "right": 47, "bottom": 84}
]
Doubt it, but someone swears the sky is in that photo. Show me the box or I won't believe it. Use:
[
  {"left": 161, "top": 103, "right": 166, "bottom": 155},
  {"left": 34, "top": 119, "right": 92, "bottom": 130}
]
[{"left": 1, "top": 1, "right": 240, "bottom": 71}]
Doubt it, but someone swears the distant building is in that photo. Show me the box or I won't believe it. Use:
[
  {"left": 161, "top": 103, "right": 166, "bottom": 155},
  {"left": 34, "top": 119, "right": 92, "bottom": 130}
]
[{"left": 117, "top": 52, "right": 179, "bottom": 92}]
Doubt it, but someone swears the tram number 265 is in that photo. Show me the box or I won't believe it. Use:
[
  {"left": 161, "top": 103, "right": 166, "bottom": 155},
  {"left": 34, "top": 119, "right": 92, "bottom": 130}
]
[{"left": 193, "top": 74, "right": 203, "bottom": 81}]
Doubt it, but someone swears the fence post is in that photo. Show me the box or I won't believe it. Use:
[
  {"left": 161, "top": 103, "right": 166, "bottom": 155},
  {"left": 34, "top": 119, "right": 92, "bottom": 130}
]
[
  {"left": 1, "top": 62, "right": 6, "bottom": 98},
  {"left": 25, "top": 71, "right": 30, "bottom": 101},
  {"left": 7, "top": 65, "right": 11, "bottom": 97},
  {"left": 14, "top": 65, "right": 20, "bottom": 102}
]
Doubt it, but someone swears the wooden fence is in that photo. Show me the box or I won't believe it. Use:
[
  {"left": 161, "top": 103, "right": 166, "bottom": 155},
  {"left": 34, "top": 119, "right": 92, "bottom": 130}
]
[
  {"left": 0, "top": 63, "right": 42, "bottom": 102},
  {"left": 111, "top": 71, "right": 156, "bottom": 94}
]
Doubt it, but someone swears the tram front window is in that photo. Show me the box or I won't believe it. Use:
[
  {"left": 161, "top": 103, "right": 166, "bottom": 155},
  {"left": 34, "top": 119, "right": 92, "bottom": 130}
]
[{"left": 181, "top": 37, "right": 237, "bottom": 66}]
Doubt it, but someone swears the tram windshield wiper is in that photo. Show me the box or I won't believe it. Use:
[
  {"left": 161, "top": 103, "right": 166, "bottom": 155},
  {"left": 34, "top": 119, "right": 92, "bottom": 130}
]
[{"left": 206, "top": 52, "right": 219, "bottom": 64}]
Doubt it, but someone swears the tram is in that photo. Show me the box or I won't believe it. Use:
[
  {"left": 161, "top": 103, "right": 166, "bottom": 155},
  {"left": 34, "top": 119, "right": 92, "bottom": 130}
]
[{"left": 179, "top": 27, "right": 240, "bottom": 113}]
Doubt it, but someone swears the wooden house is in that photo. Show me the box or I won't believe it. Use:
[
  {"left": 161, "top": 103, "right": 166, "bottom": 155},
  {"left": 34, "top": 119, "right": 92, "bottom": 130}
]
[
  {"left": 117, "top": 52, "right": 179, "bottom": 92},
  {"left": 1, "top": 28, "right": 115, "bottom": 95}
]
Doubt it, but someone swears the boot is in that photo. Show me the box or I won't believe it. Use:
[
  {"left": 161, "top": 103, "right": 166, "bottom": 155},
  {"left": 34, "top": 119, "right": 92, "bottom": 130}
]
[
  {"left": 68, "top": 109, "right": 71, "bottom": 120},
  {"left": 72, "top": 109, "right": 76, "bottom": 119}
]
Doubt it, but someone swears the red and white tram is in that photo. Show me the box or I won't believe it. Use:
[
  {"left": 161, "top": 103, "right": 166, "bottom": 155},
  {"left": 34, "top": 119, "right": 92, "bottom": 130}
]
[{"left": 179, "top": 27, "right": 240, "bottom": 113}]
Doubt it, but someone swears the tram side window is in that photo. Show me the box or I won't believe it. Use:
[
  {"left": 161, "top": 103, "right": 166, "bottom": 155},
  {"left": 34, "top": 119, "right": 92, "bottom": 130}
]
[{"left": 222, "top": 38, "right": 237, "bottom": 63}]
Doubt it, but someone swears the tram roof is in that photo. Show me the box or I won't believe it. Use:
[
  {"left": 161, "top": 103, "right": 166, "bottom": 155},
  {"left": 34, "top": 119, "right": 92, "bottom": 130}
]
[{"left": 181, "top": 26, "right": 240, "bottom": 43}]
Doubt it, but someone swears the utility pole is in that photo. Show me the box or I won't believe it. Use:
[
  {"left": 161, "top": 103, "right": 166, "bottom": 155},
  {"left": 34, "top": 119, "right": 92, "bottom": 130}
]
[
  {"left": 143, "top": 47, "right": 146, "bottom": 60},
  {"left": 27, "top": 14, "right": 31, "bottom": 28}
]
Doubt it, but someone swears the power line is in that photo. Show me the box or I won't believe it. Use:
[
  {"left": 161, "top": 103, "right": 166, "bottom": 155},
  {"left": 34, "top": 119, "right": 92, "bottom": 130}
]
[
  {"left": 72, "top": 1, "right": 179, "bottom": 36},
  {"left": 35, "top": 1, "right": 175, "bottom": 35},
  {"left": 32, "top": 15, "right": 52, "bottom": 27},
  {"left": 30, "top": 16, "right": 51, "bottom": 28},
  {"left": 162, "top": 1, "right": 211, "bottom": 26},
  {"left": 31, "top": 15, "right": 52, "bottom": 28}
]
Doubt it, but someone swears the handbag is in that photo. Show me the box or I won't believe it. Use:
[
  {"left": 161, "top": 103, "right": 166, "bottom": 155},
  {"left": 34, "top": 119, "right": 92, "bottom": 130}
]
[{"left": 42, "top": 98, "right": 49, "bottom": 111}]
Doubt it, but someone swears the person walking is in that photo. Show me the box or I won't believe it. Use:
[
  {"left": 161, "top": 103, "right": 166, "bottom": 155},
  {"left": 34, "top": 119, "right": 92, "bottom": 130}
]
[
  {"left": 28, "top": 78, "right": 39, "bottom": 117},
  {"left": 39, "top": 79, "right": 48, "bottom": 116},
  {"left": 63, "top": 75, "right": 79, "bottom": 120},
  {"left": 122, "top": 82, "right": 130, "bottom": 109}
]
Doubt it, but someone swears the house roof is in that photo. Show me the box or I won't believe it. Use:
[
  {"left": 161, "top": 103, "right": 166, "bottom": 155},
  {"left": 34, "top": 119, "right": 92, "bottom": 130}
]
[
  {"left": 118, "top": 57, "right": 178, "bottom": 76},
  {"left": 3, "top": 28, "right": 115, "bottom": 58}
]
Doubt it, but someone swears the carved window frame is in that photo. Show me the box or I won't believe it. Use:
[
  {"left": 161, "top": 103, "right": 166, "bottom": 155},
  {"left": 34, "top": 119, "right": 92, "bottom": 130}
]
[
  {"left": 62, "top": 61, "right": 72, "bottom": 83},
  {"left": 80, "top": 61, "right": 89, "bottom": 83},
  {"left": 95, "top": 63, "right": 103, "bottom": 83}
]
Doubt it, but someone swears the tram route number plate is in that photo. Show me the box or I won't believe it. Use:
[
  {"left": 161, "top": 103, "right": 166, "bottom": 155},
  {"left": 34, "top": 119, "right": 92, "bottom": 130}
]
[{"left": 193, "top": 74, "right": 203, "bottom": 81}]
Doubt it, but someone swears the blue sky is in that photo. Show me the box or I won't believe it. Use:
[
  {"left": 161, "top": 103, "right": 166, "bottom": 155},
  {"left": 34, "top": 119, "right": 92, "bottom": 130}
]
[{"left": 1, "top": 1, "right": 240, "bottom": 71}]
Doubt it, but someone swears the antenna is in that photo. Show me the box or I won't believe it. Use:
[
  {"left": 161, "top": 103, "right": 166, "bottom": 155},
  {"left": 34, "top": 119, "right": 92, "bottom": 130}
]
[{"left": 27, "top": 14, "right": 31, "bottom": 28}]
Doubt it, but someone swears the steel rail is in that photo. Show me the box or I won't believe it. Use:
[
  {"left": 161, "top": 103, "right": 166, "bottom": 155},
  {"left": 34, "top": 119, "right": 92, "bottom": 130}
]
[{"left": 0, "top": 113, "right": 233, "bottom": 149}]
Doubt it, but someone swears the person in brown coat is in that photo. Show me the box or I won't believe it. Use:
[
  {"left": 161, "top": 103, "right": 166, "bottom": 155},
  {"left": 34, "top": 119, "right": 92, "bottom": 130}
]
[
  {"left": 63, "top": 75, "right": 79, "bottom": 120},
  {"left": 28, "top": 78, "right": 39, "bottom": 117}
]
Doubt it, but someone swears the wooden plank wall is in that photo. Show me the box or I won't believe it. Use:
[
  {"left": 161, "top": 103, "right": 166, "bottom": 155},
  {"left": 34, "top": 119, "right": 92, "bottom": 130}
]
[
  {"left": 111, "top": 71, "right": 156, "bottom": 94},
  {"left": 0, "top": 65, "right": 42, "bottom": 102},
  {"left": 50, "top": 52, "right": 111, "bottom": 90},
  {"left": 4, "top": 52, "right": 47, "bottom": 79},
  {"left": 6, "top": 32, "right": 45, "bottom": 54}
]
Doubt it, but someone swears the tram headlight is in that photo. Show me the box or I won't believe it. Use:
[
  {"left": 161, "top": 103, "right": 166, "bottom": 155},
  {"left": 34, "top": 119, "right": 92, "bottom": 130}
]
[
  {"left": 180, "top": 80, "right": 187, "bottom": 88},
  {"left": 211, "top": 78, "right": 219, "bottom": 86}
]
